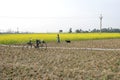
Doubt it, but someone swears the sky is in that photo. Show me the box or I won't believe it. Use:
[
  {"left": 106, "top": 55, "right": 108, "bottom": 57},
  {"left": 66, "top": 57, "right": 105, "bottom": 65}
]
[{"left": 0, "top": 0, "right": 120, "bottom": 33}]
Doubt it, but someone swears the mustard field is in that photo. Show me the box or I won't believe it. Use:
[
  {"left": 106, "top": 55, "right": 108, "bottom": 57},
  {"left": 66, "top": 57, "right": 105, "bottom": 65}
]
[{"left": 0, "top": 33, "right": 120, "bottom": 44}]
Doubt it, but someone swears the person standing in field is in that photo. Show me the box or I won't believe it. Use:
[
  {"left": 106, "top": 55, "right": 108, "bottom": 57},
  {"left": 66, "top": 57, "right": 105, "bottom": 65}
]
[{"left": 57, "top": 34, "right": 60, "bottom": 43}]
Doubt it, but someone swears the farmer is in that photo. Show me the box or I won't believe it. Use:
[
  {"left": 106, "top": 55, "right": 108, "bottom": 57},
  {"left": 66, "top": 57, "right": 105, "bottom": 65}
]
[{"left": 57, "top": 34, "right": 60, "bottom": 43}]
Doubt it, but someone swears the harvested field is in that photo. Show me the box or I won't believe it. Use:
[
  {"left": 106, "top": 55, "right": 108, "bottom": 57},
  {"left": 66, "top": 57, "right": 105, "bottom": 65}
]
[
  {"left": 0, "top": 39, "right": 120, "bottom": 80},
  {"left": 48, "top": 39, "right": 120, "bottom": 49}
]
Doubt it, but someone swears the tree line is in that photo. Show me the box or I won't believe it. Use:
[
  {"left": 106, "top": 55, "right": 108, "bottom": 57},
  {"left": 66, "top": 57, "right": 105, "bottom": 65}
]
[
  {"left": 1, "top": 27, "right": 120, "bottom": 34},
  {"left": 75, "top": 28, "right": 120, "bottom": 33},
  {"left": 59, "top": 28, "right": 120, "bottom": 33}
]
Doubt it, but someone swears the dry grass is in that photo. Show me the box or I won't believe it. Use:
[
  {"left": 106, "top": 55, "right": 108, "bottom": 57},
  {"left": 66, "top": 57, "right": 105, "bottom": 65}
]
[
  {"left": 0, "top": 39, "right": 120, "bottom": 80},
  {"left": 48, "top": 39, "right": 120, "bottom": 49}
]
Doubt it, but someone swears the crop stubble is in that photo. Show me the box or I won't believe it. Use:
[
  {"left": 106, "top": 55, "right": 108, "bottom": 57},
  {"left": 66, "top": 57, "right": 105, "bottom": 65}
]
[{"left": 0, "top": 39, "right": 120, "bottom": 80}]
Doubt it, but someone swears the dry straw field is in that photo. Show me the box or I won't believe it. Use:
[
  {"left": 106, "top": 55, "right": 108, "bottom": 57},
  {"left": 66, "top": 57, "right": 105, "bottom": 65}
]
[{"left": 0, "top": 39, "right": 120, "bottom": 80}]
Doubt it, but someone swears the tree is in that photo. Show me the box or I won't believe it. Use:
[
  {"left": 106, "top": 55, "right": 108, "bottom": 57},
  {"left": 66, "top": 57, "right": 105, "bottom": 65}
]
[
  {"left": 75, "top": 29, "right": 80, "bottom": 33},
  {"left": 69, "top": 28, "right": 72, "bottom": 33},
  {"left": 75, "top": 29, "right": 83, "bottom": 33},
  {"left": 59, "top": 30, "right": 63, "bottom": 33}
]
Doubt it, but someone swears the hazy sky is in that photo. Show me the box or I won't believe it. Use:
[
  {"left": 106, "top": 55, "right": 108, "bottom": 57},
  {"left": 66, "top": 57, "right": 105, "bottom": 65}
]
[{"left": 0, "top": 0, "right": 120, "bottom": 32}]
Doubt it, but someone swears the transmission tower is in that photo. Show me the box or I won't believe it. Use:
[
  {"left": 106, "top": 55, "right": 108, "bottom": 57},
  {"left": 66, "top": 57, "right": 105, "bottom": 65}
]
[{"left": 99, "top": 14, "right": 103, "bottom": 33}]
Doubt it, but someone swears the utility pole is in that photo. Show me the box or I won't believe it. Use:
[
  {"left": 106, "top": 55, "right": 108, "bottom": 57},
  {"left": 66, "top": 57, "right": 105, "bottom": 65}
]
[{"left": 99, "top": 14, "right": 103, "bottom": 33}]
